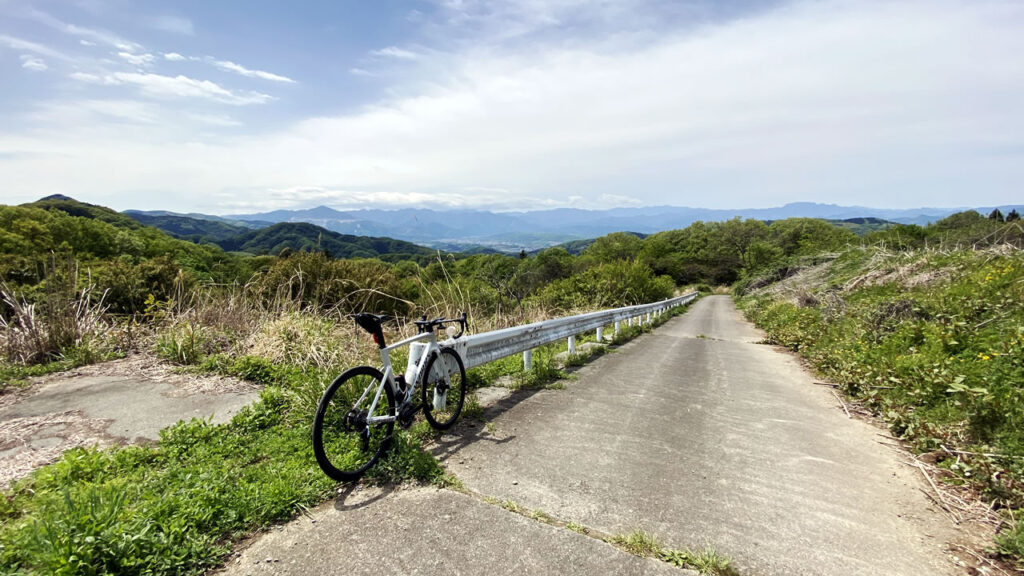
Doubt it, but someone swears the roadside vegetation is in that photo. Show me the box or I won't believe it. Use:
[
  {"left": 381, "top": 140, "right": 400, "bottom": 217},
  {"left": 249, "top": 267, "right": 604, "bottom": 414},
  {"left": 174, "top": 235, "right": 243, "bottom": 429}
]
[{"left": 737, "top": 211, "right": 1024, "bottom": 566}]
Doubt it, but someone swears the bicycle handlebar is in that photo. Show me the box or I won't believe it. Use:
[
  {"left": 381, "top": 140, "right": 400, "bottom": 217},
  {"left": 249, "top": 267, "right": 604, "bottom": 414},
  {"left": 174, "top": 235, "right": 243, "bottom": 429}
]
[{"left": 414, "top": 312, "right": 468, "bottom": 339}]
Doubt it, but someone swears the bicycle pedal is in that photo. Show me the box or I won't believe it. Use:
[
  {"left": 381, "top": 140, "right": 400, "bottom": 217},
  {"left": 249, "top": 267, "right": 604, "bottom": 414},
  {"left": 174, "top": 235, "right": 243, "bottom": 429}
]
[{"left": 397, "top": 402, "right": 421, "bottom": 429}]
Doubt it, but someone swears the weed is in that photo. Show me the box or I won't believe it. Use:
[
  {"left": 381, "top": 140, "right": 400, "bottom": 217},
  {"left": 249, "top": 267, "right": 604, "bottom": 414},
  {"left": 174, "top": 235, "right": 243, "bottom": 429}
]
[
  {"left": 514, "top": 348, "right": 567, "bottom": 390},
  {"left": 608, "top": 530, "right": 739, "bottom": 575},
  {"left": 608, "top": 530, "right": 662, "bottom": 557},
  {"left": 461, "top": 392, "right": 484, "bottom": 420},
  {"left": 435, "top": 473, "right": 465, "bottom": 491},
  {"left": 662, "top": 547, "right": 740, "bottom": 576},
  {"left": 155, "top": 321, "right": 211, "bottom": 365},
  {"left": 566, "top": 522, "right": 589, "bottom": 535},
  {"left": 500, "top": 499, "right": 521, "bottom": 513},
  {"left": 528, "top": 509, "right": 553, "bottom": 523}
]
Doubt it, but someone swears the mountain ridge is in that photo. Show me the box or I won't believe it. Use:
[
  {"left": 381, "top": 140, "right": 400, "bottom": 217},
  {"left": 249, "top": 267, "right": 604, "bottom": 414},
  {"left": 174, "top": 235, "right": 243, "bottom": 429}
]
[{"left": 126, "top": 201, "right": 1023, "bottom": 252}]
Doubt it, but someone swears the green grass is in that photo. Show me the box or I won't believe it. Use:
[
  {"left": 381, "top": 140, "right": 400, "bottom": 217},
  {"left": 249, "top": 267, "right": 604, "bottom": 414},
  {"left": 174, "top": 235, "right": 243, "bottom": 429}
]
[
  {"left": 0, "top": 345, "right": 123, "bottom": 391},
  {"left": 739, "top": 246, "right": 1024, "bottom": 566},
  {"left": 608, "top": 530, "right": 738, "bottom": 575},
  {"left": 661, "top": 547, "right": 740, "bottom": 576},
  {"left": 0, "top": 365, "right": 442, "bottom": 575},
  {"left": 0, "top": 359, "right": 76, "bottom": 390},
  {"left": 608, "top": 530, "right": 663, "bottom": 557},
  {"left": 566, "top": 521, "right": 589, "bottom": 534}
]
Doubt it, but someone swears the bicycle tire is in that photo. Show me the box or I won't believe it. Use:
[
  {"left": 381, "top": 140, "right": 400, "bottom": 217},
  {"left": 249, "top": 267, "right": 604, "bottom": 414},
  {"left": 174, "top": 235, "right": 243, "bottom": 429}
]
[
  {"left": 312, "top": 365, "right": 395, "bottom": 481},
  {"left": 421, "top": 347, "right": 467, "bottom": 430}
]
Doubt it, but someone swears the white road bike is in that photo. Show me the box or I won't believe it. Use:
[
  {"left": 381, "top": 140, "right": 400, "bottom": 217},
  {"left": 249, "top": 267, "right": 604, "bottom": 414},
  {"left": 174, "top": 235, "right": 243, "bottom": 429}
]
[{"left": 312, "top": 312, "right": 468, "bottom": 481}]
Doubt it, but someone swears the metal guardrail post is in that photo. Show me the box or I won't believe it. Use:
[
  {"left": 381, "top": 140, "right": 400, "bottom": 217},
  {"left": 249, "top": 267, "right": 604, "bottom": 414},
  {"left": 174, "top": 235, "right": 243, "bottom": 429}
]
[
  {"left": 568, "top": 335, "right": 576, "bottom": 355},
  {"left": 596, "top": 326, "right": 604, "bottom": 342},
  {"left": 614, "top": 321, "right": 621, "bottom": 336},
  {"left": 523, "top": 349, "right": 533, "bottom": 371}
]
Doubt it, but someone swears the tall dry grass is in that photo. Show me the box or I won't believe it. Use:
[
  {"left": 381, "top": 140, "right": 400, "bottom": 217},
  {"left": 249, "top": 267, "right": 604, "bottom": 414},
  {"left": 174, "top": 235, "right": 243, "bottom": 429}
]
[{"left": 0, "top": 271, "right": 110, "bottom": 366}]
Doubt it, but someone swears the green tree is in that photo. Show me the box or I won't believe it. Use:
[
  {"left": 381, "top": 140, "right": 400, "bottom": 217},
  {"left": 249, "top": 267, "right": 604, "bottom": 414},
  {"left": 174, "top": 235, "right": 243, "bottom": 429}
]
[{"left": 583, "top": 232, "right": 643, "bottom": 264}]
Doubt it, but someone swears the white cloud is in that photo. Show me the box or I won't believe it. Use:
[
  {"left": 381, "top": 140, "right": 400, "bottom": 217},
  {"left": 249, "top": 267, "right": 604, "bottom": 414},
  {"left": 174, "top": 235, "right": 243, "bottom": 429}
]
[
  {"left": 20, "top": 54, "right": 48, "bottom": 71},
  {"left": 187, "top": 113, "right": 243, "bottom": 127},
  {"left": 371, "top": 46, "right": 421, "bottom": 60},
  {"left": 4, "top": 0, "right": 1024, "bottom": 212},
  {"left": 118, "top": 52, "right": 155, "bottom": 66},
  {"left": 71, "top": 71, "right": 275, "bottom": 105},
  {"left": 26, "top": 9, "right": 143, "bottom": 52},
  {"left": 212, "top": 60, "right": 296, "bottom": 83},
  {"left": 163, "top": 52, "right": 186, "bottom": 61},
  {"left": 80, "top": 40, "right": 96, "bottom": 47},
  {"left": 32, "top": 99, "right": 162, "bottom": 125},
  {"left": 151, "top": 15, "right": 194, "bottom": 36},
  {"left": 349, "top": 67, "right": 374, "bottom": 77},
  {"left": 0, "top": 34, "right": 70, "bottom": 61}
]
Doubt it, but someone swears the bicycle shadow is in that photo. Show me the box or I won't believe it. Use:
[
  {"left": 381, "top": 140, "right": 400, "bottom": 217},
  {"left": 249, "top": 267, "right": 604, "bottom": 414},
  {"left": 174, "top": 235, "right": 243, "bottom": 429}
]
[
  {"left": 425, "top": 385, "right": 548, "bottom": 462},
  {"left": 332, "top": 482, "right": 395, "bottom": 511}
]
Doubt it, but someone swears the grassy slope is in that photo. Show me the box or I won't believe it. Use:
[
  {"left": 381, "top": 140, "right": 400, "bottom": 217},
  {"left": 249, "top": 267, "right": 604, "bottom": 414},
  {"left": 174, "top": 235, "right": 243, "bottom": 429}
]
[{"left": 738, "top": 246, "right": 1024, "bottom": 564}]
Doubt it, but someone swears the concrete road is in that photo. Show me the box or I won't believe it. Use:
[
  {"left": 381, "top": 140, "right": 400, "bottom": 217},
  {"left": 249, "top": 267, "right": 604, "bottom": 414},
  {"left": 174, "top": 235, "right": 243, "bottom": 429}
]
[
  {"left": 221, "top": 486, "right": 687, "bottom": 576},
  {"left": 222, "top": 295, "right": 964, "bottom": 576},
  {"left": 442, "top": 296, "right": 961, "bottom": 576}
]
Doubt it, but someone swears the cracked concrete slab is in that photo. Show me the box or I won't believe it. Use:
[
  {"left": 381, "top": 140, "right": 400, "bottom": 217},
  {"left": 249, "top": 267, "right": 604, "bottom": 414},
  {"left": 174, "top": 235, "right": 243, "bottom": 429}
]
[
  {"left": 1, "top": 360, "right": 259, "bottom": 484},
  {"left": 217, "top": 486, "right": 691, "bottom": 576}
]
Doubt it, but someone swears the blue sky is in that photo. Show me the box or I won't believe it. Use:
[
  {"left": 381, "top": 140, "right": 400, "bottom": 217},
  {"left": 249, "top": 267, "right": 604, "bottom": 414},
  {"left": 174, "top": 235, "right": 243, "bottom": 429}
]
[{"left": 1, "top": 0, "right": 1023, "bottom": 214}]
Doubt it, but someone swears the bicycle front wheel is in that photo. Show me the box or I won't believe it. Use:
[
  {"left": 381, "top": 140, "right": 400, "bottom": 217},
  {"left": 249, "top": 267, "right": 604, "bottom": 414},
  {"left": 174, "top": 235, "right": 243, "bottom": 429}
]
[
  {"left": 421, "top": 347, "right": 467, "bottom": 430},
  {"left": 312, "top": 366, "right": 396, "bottom": 481}
]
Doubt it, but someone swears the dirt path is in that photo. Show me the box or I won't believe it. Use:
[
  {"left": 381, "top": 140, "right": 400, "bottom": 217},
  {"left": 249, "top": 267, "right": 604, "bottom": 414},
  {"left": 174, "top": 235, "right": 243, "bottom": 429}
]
[{"left": 0, "top": 353, "right": 259, "bottom": 485}]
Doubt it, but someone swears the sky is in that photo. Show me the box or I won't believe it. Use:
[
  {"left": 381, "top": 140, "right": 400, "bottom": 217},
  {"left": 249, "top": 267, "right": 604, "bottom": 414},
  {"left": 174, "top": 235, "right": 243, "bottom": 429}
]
[{"left": 1, "top": 0, "right": 1023, "bottom": 214}]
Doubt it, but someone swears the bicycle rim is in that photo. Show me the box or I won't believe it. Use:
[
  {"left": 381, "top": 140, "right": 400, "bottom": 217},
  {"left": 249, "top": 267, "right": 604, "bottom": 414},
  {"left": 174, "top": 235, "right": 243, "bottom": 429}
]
[
  {"left": 421, "top": 348, "right": 466, "bottom": 430},
  {"left": 312, "top": 366, "right": 395, "bottom": 481}
]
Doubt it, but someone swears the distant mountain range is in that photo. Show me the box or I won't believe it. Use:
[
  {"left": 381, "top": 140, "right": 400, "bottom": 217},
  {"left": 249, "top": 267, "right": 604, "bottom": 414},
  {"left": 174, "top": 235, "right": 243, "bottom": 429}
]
[
  {"left": 23, "top": 196, "right": 441, "bottom": 261},
  {"left": 125, "top": 202, "right": 1021, "bottom": 251},
  {"left": 23, "top": 195, "right": 1023, "bottom": 254}
]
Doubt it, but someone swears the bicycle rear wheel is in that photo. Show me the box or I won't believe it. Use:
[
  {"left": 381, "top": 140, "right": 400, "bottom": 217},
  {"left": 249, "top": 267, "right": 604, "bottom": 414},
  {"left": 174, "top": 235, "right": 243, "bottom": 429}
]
[
  {"left": 421, "top": 347, "right": 467, "bottom": 430},
  {"left": 312, "top": 366, "right": 395, "bottom": 481}
]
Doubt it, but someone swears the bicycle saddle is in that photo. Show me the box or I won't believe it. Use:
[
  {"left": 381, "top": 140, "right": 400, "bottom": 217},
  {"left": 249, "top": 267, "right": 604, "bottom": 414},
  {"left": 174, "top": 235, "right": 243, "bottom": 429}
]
[{"left": 352, "top": 313, "right": 387, "bottom": 336}]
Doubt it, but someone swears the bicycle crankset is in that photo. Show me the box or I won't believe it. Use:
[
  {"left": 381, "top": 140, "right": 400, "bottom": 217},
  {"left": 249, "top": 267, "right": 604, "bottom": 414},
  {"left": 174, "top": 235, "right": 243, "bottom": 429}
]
[{"left": 397, "top": 402, "right": 421, "bottom": 429}]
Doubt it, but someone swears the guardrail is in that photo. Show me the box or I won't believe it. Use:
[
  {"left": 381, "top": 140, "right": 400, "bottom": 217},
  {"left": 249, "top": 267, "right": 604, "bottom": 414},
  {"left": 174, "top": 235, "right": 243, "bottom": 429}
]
[{"left": 441, "top": 291, "right": 699, "bottom": 370}]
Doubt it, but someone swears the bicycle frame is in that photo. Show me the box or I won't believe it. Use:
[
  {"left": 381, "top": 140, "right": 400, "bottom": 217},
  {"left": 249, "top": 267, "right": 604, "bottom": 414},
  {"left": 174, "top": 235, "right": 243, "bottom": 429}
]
[{"left": 362, "top": 330, "right": 439, "bottom": 425}]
